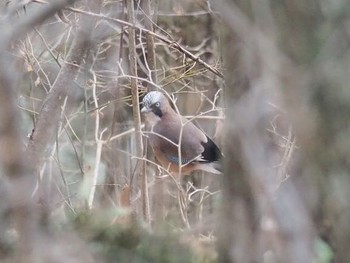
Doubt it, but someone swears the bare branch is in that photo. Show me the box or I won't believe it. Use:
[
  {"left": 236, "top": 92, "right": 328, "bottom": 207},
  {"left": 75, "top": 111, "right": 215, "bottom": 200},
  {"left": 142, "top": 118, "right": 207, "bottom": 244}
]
[
  {"left": 64, "top": 7, "right": 224, "bottom": 78},
  {"left": 26, "top": 1, "right": 102, "bottom": 176},
  {"left": 127, "top": 0, "right": 149, "bottom": 224}
]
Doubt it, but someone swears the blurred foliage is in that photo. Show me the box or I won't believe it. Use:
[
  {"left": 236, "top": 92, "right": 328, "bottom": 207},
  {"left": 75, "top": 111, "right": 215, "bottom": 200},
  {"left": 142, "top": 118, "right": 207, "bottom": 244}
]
[
  {"left": 314, "top": 238, "right": 333, "bottom": 263},
  {"left": 73, "top": 211, "right": 217, "bottom": 263}
]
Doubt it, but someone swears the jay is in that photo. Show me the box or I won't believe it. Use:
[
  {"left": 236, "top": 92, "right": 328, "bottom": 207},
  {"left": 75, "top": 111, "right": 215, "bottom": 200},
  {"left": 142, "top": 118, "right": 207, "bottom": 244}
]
[{"left": 141, "top": 91, "right": 222, "bottom": 175}]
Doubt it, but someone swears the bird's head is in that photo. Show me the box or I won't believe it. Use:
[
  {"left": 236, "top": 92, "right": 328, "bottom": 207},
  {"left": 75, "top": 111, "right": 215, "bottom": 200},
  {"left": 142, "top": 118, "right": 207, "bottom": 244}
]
[{"left": 141, "top": 91, "right": 170, "bottom": 118}]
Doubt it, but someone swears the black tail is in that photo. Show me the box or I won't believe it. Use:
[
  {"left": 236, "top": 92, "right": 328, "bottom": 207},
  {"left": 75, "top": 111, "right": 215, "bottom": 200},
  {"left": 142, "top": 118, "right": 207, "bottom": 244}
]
[{"left": 200, "top": 136, "right": 222, "bottom": 163}]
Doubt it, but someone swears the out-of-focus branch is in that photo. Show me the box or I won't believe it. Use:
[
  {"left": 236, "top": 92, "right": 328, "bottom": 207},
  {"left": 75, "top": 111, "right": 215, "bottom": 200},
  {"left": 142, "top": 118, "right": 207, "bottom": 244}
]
[
  {"left": 140, "top": 0, "right": 157, "bottom": 226},
  {"left": 127, "top": 0, "right": 148, "bottom": 224},
  {"left": 142, "top": 0, "right": 161, "bottom": 229},
  {"left": 25, "top": 1, "right": 101, "bottom": 177},
  {"left": 0, "top": 1, "right": 76, "bottom": 262},
  {"left": 0, "top": 0, "right": 74, "bottom": 51},
  {"left": 215, "top": 1, "right": 315, "bottom": 262},
  {"left": 0, "top": 55, "right": 38, "bottom": 263},
  {"left": 142, "top": 0, "right": 157, "bottom": 83}
]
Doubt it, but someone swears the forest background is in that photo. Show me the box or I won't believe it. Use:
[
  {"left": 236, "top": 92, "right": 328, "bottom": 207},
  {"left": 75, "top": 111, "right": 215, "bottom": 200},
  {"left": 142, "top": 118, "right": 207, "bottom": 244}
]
[{"left": 0, "top": 0, "right": 348, "bottom": 262}]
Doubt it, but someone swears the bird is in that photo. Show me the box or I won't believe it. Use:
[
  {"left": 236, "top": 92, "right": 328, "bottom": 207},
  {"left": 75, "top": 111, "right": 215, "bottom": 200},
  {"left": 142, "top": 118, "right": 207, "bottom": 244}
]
[{"left": 141, "top": 91, "right": 222, "bottom": 175}]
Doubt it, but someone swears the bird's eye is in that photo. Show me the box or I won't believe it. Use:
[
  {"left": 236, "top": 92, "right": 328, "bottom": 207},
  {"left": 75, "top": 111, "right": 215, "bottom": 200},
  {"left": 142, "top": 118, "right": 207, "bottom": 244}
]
[{"left": 155, "top": 102, "right": 160, "bottom": 107}]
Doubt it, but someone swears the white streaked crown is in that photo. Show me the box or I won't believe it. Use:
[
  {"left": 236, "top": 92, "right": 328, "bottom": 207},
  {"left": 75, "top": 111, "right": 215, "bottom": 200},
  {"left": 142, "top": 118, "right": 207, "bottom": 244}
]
[{"left": 142, "top": 91, "right": 164, "bottom": 109}]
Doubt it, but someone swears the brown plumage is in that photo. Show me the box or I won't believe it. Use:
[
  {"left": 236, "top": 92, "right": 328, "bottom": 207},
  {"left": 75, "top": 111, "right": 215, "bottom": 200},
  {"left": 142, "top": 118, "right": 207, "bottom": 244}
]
[{"left": 141, "top": 91, "right": 222, "bottom": 175}]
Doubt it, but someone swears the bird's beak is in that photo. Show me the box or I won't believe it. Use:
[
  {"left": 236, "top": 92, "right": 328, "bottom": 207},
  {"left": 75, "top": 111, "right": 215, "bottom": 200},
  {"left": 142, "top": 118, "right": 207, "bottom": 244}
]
[{"left": 141, "top": 106, "right": 150, "bottom": 113}]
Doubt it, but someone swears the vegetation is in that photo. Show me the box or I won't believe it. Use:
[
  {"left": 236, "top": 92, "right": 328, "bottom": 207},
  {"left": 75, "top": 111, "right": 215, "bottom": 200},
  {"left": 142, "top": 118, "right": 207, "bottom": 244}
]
[{"left": 0, "top": 0, "right": 348, "bottom": 262}]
